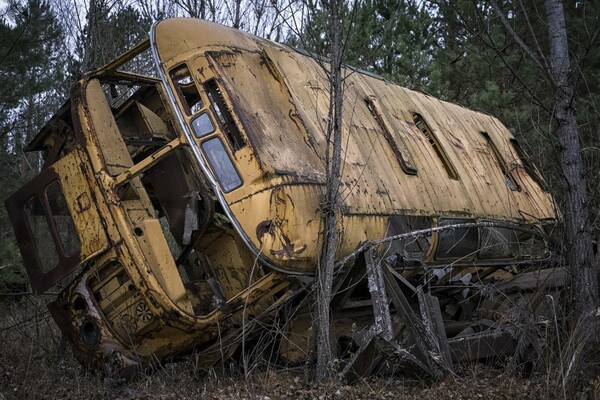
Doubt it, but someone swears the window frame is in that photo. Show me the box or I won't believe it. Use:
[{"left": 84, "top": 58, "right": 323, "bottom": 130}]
[
  {"left": 191, "top": 112, "right": 216, "bottom": 138},
  {"left": 23, "top": 179, "right": 82, "bottom": 266},
  {"left": 366, "top": 96, "right": 418, "bottom": 176},
  {"left": 478, "top": 223, "right": 519, "bottom": 260},
  {"left": 481, "top": 131, "right": 520, "bottom": 191},
  {"left": 24, "top": 194, "right": 59, "bottom": 273},
  {"left": 203, "top": 78, "right": 246, "bottom": 151},
  {"left": 45, "top": 180, "right": 82, "bottom": 257},
  {"left": 411, "top": 112, "right": 459, "bottom": 180},
  {"left": 5, "top": 169, "right": 83, "bottom": 292},
  {"left": 169, "top": 63, "right": 204, "bottom": 116},
  {"left": 434, "top": 218, "right": 478, "bottom": 261},
  {"left": 510, "top": 138, "right": 548, "bottom": 191},
  {"left": 168, "top": 63, "right": 246, "bottom": 193},
  {"left": 200, "top": 136, "right": 243, "bottom": 193}
]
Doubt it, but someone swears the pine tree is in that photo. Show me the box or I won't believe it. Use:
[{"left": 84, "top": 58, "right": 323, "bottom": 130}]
[{"left": 0, "top": 0, "right": 65, "bottom": 290}]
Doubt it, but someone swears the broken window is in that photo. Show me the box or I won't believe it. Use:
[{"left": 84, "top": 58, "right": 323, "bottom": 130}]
[
  {"left": 481, "top": 131, "right": 519, "bottom": 191},
  {"left": 23, "top": 180, "right": 80, "bottom": 272},
  {"left": 479, "top": 225, "right": 518, "bottom": 260},
  {"left": 191, "top": 112, "right": 215, "bottom": 138},
  {"left": 412, "top": 112, "right": 459, "bottom": 180},
  {"left": 103, "top": 83, "right": 141, "bottom": 109},
  {"left": 169, "top": 64, "right": 203, "bottom": 115},
  {"left": 384, "top": 215, "right": 432, "bottom": 265},
  {"left": 435, "top": 218, "right": 478, "bottom": 260},
  {"left": 46, "top": 181, "right": 81, "bottom": 257},
  {"left": 25, "top": 196, "right": 58, "bottom": 272},
  {"left": 204, "top": 79, "right": 246, "bottom": 151},
  {"left": 201, "top": 137, "right": 242, "bottom": 192}
]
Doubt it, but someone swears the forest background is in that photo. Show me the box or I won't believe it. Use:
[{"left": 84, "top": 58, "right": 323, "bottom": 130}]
[{"left": 1, "top": 0, "right": 600, "bottom": 398}]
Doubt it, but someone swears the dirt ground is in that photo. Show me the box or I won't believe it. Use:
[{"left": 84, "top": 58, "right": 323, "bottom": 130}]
[{"left": 1, "top": 297, "right": 598, "bottom": 400}]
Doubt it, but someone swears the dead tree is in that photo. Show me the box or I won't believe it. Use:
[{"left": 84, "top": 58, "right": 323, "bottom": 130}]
[{"left": 315, "top": 0, "right": 345, "bottom": 382}]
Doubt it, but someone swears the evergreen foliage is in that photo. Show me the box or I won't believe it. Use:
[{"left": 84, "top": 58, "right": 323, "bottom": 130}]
[
  {"left": 430, "top": 0, "right": 600, "bottom": 232},
  {"left": 288, "top": 0, "right": 436, "bottom": 89},
  {"left": 0, "top": 0, "right": 65, "bottom": 289}
]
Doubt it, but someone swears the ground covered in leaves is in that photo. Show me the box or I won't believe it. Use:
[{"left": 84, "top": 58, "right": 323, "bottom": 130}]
[{"left": 1, "top": 297, "right": 599, "bottom": 400}]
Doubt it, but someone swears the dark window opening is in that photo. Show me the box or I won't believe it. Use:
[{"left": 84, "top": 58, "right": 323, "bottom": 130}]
[
  {"left": 25, "top": 196, "right": 58, "bottom": 272},
  {"left": 479, "top": 225, "right": 518, "bottom": 260},
  {"left": 23, "top": 180, "right": 82, "bottom": 273},
  {"left": 46, "top": 181, "right": 81, "bottom": 256},
  {"left": 169, "top": 64, "right": 203, "bottom": 115},
  {"left": 201, "top": 137, "right": 242, "bottom": 192},
  {"left": 435, "top": 218, "right": 478, "bottom": 260},
  {"left": 204, "top": 79, "right": 245, "bottom": 151},
  {"left": 412, "top": 112, "right": 459, "bottom": 180},
  {"left": 103, "top": 83, "right": 141, "bottom": 109},
  {"left": 481, "top": 131, "right": 520, "bottom": 191},
  {"left": 384, "top": 216, "right": 432, "bottom": 265},
  {"left": 510, "top": 139, "right": 547, "bottom": 191},
  {"left": 365, "top": 97, "right": 417, "bottom": 175}
]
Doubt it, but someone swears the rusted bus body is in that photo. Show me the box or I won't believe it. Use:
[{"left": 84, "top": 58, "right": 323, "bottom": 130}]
[{"left": 5, "top": 18, "right": 556, "bottom": 375}]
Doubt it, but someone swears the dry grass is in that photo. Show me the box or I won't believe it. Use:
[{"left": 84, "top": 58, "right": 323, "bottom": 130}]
[{"left": 0, "top": 296, "right": 598, "bottom": 400}]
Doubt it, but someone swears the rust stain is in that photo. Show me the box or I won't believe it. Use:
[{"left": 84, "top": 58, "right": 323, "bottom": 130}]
[{"left": 256, "top": 219, "right": 273, "bottom": 246}]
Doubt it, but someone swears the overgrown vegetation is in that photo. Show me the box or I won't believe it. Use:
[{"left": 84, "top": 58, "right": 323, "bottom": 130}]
[{"left": 1, "top": 296, "right": 600, "bottom": 399}]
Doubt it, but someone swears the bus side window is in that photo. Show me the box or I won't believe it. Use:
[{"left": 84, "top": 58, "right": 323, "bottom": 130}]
[
  {"left": 191, "top": 113, "right": 215, "bottom": 138},
  {"left": 24, "top": 180, "right": 81, "bottom": 272},
  {"left": 25, "top": 195, "right": 59, "bottom": 272},
  {"left": 170, "top": 64, "right": 203, "bottom": 115},
  {"left": 201, "top": 137, "right": 243, "bottom": 192}
]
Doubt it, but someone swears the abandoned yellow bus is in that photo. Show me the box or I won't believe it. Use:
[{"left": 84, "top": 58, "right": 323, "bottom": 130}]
[{"left": 5, "top": 18, "right": 558, "bottom": 377}]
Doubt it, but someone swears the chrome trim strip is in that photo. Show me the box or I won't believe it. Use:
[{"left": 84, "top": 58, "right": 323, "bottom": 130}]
[{"left": 149, "top": 21, "right": 308, "bottom": 276}]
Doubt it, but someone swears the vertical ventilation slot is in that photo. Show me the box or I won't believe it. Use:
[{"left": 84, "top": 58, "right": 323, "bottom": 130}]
[
  {"left": 365, "top": 96, "right": 417, "bottom": 175},
  {"left": 204, "top": 79, "right": 246, "bottom": 151},
  {"left": 510, "top": 139, "right": 547, "bottom": 191},
  {"left": 481, "top": 131, "right": 519, "bottom": 191},
  {"left": 411, "top": 112, "right": 458, "bottom": 180}
]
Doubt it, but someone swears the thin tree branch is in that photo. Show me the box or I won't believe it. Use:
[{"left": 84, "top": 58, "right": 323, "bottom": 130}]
[
  {"left": 572, "top": 23, "right": 600, "bottom": 89},
  {"left": 483, "top": 31, "right": 551, "bottom": 112},
  {"left": 489, "top": 0, "right": 554, "bottom": 83},
  {"left": 517, "top": 0, "right": 551, "bottom": 74},
  {"left": 439, "top": 1, "right": 550, "bottom": 112}
]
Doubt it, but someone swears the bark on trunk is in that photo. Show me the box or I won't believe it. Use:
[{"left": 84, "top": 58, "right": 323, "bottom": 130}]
[
  {"left": 545, "top": 0, "right": 598, "bottom": 318},
  {"left": 315, "top": 0, "right": 344, "bottom": 382},
  {"left": 233, "top": 0, "right": 242, "bottom": 29}
]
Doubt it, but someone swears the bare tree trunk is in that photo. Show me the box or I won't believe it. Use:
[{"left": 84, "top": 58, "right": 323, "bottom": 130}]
[
  {"left": 177, "top": 0, "right": 206, "bottom": 19},
  {"left": 233, "top": 0, "right": 242, "bottom": 28},
  {"left": 315, "top": 0, "right": 344, "bottom": 382},
  {"left": 545, "top": 0, "right": 598, "bottom": 321},
  {"left": 200, "top": 0, "right": 206, "bottom": 19}
]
